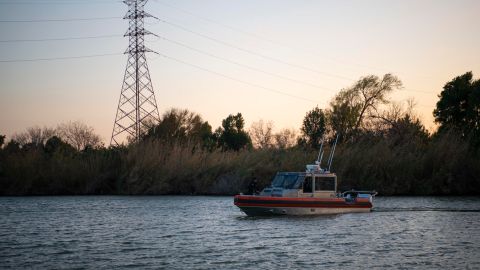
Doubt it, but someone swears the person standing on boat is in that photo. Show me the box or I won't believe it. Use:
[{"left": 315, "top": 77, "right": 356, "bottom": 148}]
[{"left": 247, "top": 177, "right": 259, "bottom": 195}]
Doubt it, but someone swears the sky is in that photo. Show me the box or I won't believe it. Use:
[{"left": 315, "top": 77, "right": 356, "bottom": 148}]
[{"left": 1, "top": 0, "right": 479, "bottom": 144}]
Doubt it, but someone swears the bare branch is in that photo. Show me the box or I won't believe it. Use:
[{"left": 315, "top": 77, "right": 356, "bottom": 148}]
[{"left": 249, "top": 120, "right": 274, "bottom": 149}]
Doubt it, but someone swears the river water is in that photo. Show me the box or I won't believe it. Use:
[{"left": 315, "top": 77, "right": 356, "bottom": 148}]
[{"left": 1, "top": 196, "right": 479, "bottom": 269}]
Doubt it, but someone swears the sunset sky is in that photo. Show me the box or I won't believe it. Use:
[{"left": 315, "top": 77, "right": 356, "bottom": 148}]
[{"left": 1, "top": 0, "right": 479, "bottom": 144}]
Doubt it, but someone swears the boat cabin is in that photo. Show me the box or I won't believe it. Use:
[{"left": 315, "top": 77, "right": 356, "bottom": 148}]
[
  {"left": 259, "top": 135, "right": 340, "bottom": 199},
  {"left": 260, "top": 169, "right": 337, "bottom": 198}
]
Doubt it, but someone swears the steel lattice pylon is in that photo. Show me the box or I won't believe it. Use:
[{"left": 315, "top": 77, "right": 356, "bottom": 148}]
[{"left": 111, "top": 0, "right": 160, "bottom": 145}]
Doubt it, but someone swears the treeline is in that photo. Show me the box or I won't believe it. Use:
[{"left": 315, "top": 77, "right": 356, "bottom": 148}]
[{"left": 0, "top": 72, "right": 479, "bottom": 195}]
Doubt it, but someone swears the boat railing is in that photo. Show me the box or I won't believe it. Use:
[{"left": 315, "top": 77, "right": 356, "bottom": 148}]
[{"left": 342, "top": 190, "right": 378, "bottom": 197}]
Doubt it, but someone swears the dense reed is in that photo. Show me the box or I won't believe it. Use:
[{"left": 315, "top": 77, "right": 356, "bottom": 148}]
[{"left": 1, "top": 130, "right": 478, "bottom": 196}]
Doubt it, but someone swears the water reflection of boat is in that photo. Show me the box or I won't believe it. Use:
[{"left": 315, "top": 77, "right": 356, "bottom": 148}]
[{"left": 234, "top": 136, "right": 377, "bottom": 216}]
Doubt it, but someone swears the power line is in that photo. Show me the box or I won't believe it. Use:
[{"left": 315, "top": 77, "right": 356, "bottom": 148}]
[
  {"left": 152, "top": 34, "right": 334, "bottom": 92},
  {"left": 0, "top": 52, "right": 122, "bottom": 63},
  {"left": 0, "top": 34, "right": 122, "bottom": 43},
  {"left": 153, "top": 16, "right": 354, "bottom": 82},
  {"left": 153, "top": 17, "right": 438, "bottom": 96},
  {"left": 153, "top": 1, "right": 391, "bottom": 74},
  {"left": 153, "top": 1, "right": 440, "bottom": 94},
  {"left": 151, "top": 37, "right": 435, "bottom": 107},
  {"left": 153, "top": 0, "right": 275, "bottom": 44},
  {"left": 0, "top": 6, "right": 438, "bottom": 96},
  {"left": 0, "top": 0, "right": 120, "bottom": 4},
  {"left": 0, "top": 17, "right": 121, "bottom": 23},
  {"left": 0, "top": 4, "right": 437, "bottom": 104},
  {"left": 152, "top": 51, "right": 321, "bottom": 104}
]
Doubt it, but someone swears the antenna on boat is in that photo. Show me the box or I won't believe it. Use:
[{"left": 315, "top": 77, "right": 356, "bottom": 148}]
[
  {"left": 306, "top": 136, "right": 325, "bottom": 173},
  {"left": 316, "top": 138, "right": 324, "bottom": 167},
  {"left": 327, "top": 134, "right": 339, "bottom": 172}
]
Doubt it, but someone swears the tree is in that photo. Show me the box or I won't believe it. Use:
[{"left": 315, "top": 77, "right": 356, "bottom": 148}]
[
  {"left": 0, "top": 135, "right": 5, "bottom": 148},
  {"left": 366, "top": 99, "right": 417, "bottom": 133},
  {"left": 301, "top": 106, "right": 326, "bottom": 149},
  {"left": 327, "top": 88, "right": 362, "bottom": 140},
  {"left": 3, "top": 140, "right": 20, "bottom": 154},
  {"left": 249, "top": 120, "right": 273, "bottom": 149},
  {"left": 387, "top": 114, "right": 429, "bottom": 147},
  {"left": 328, "top": 73, "right": 402, "bottom": 140},
  {"left": 273, "top": 128, "right": 297, "bottom": 149},
  {"left": 12, "top": 126, "right": 57, "bottom": 147},
  {"left": 145, "top": 108, "right": 214, "bottom": 148},
  {"left": 218, "top": 113, "right": 251, "bottom": 151},
  {"left": 44, "top": 136, "right": 75, "bottom": 155},
  {"left": 352, "top": 74, "right": 402, "bottom": 131},
  {"left": 433, "top": 72, "right": 480, "bottom": 139},
  {"left": 57, "top": 121, "right": 102, "bottom": 151}
]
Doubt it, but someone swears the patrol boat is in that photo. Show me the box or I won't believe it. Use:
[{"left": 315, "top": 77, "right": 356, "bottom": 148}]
[{"left": 234, "top": 136, "right": 377, "bottom": 216}]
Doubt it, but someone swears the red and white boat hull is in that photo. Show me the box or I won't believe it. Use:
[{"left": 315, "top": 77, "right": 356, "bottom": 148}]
[{"left": 234, "top": 195, "right": 372, "bottom": 216}]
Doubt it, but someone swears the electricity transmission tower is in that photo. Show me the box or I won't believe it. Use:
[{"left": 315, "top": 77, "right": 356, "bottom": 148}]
[{"left": 111, "top": 0, "right": 160, "bottom": 145}]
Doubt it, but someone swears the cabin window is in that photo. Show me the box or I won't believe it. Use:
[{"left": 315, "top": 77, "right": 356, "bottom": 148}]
[
  {"left": 303, "top": 176, "right": 313, "bottom": 193},
  {"left": 315, "top": 177, "right": 336, "bottom": 191},
  {"left": 283, "top": 175, "right": 299, "bottom": 189},
  {"left": 271, "top": 174, "right": 300, "bottom": 189},
  {"left": 271, "top": 174, "right": 284, "bottom": 188}
]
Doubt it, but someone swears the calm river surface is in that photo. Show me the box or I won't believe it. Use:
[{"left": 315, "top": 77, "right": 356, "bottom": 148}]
[{"left": 1, "top": 196, "right": 479, "bottom": 269}]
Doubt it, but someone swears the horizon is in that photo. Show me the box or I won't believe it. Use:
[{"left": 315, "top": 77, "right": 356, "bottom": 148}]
[{"left": 1, "top": 0, "right": 479, "bottom": 144}]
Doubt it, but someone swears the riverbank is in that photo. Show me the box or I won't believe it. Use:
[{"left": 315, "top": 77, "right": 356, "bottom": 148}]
[{"left": 1, "top": 131, "right": 479, "bottom": 196}]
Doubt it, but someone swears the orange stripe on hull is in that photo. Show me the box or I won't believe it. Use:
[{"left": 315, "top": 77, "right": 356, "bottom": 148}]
[
  {"left": 235, "top": 202, "right": 372, "bottom": 208},
  {"left": 234, "top": 195, "right": 346, "bottom": 203}
]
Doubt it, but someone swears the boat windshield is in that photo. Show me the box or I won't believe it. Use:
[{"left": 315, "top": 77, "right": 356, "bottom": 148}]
[{"left": 271, "top": 173, "right": 301, "bottom": 189}]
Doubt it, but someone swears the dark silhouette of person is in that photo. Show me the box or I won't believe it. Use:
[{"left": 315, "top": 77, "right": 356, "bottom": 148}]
[{"left": 247, "top": 177, "right": 259, "bottom": 195}]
